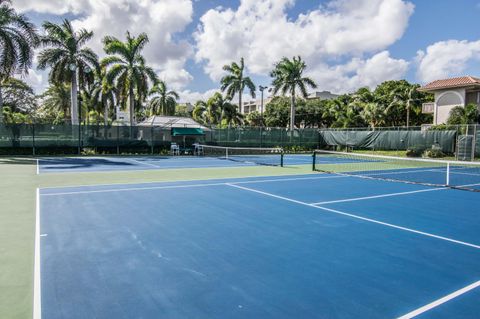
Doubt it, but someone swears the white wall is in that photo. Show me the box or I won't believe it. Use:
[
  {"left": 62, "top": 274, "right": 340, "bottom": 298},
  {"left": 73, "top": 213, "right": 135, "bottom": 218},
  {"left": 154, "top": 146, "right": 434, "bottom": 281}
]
[{"left": 434, "top": 88, "right": 465, "bottom": 125}]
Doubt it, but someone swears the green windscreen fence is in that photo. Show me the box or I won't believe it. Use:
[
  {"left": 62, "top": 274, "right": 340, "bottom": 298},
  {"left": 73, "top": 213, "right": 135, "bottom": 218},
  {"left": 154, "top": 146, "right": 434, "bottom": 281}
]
[
  {"left": 318, "top": 130, "right": 457, "bottom": 153},
  {"left": 0, "top": 123, "right": 477, "bottom": 156}
]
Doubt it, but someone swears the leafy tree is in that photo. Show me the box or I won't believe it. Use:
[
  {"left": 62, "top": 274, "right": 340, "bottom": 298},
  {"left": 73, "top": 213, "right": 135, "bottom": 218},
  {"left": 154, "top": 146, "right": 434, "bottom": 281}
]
[
  {"left": 245, "top": 111, "right": 264, "bottom": 127},
  {"left": 148, "top": 80, "right": 179, "bottom": 116},
  {"left": 37, "top": 19, "right": 98, "bottom": 125},
  {"left": 220, "top": 57, "right": 256, "bottom": 114},
  {"left": 263, "top": 96, "right": 290, "bottom": 127},
  {"left": 1, "top": 78, "right": 37, "bottom": 114},
  {"left": 174, "top": 104, "right": 192, "bottom": 117},
  {"left": 447, "top": 104, "right": 479, "bottom": 125},
  {"left": 270, "top": 56, "right": 317, "bottom": 130},
  {"left": 102, "top": 31, "right": 158, "bottom": 126},
  {"left": 0, "top": 3, "right": 39, "bottom": 120}
]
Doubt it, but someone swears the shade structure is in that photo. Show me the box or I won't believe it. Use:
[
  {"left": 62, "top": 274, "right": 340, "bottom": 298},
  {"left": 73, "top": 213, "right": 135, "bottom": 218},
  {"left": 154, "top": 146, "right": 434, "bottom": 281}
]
[{"left": 171, "top": 127, "right": 205, "bottom": 136}]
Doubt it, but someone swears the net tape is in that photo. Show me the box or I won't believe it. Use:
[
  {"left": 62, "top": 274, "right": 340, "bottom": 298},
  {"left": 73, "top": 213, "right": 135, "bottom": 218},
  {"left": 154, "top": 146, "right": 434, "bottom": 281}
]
[{"left": 198, "top": 144, "right": 284, "bottom": 167}]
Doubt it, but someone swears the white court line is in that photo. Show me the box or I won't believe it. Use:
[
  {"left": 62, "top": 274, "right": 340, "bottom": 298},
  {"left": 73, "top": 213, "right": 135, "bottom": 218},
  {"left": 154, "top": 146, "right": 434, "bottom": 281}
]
[
  {"left": 33, "top": 188, "right": 41, "bottom": 319},
  {"left": 226, "top": 183, "right": 480, "bottom": 250},
  {"left": 310, "top": 188, "right": 445, "bottom": 205},
  {"left": 40, "top": 175, "right": 346, "bottom": 196},
  {"left": 126, "top": 158, "right": 162, "bottom": 168},
  {"left": 397, "top": 280, "right": 480, "bottom": 319},
  {"left": 41, "top": 182, "right": 228, "bottom": 196}
]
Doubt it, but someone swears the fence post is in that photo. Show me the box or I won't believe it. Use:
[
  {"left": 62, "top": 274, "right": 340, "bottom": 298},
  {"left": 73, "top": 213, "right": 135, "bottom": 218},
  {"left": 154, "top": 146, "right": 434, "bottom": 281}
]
[
  {"left": 77, "top": 124, "right": 81, "bottom": 155},
  {"left": 472, "top": 124, "right": 477, "bottom": 160},
  {"left": 116, "top": 125, "right": 120, "bottom": 155},
  {"left": 151, "top": 126, "right": 154, "bottom": 155},
  {"left": 32, "top": 123, "right": 36, "bottom": 156}
]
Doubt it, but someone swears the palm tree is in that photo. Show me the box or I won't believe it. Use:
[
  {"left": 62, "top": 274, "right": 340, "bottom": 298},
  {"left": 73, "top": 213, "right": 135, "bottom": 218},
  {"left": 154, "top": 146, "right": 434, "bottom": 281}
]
[
  {"left": 222, "top": 101, "right": 244, "bottom": 127},
  {"left": 148, "top": 80, "right": 179, "bottom": 116},
  {"left": 90, "top": 68, "right": 116, "bottom": 125},
  {"left": 37, "top": 19, "right": 98, "bottom": 125},
  {"left": 102, "top": 31, "right": 158, "bottom": 126},
  {"left": 270, "top": 56, "right": 317, "bottom": 131},
  {"left": 220, "top": 57, "right": 256, "bottom": 114},
  {"left": 40, "top": 83, "right": 71, "bottom": 123},
  {"left": 192, "top": 100, "right": 208, "bottom": 125},
  {"left": 0, "top": 3, "right": 39, "bottom": 119}
]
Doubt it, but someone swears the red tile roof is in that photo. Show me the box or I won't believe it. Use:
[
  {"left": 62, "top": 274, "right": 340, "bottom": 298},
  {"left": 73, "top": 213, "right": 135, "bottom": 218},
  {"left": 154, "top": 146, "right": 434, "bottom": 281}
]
[{"left": 419, "top": 76, "right": 480, "bottom": 91}]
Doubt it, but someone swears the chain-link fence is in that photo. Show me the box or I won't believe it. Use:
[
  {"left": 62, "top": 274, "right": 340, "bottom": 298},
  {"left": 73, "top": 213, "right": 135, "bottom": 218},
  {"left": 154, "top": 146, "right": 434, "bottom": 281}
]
[{"left": 0, "top": 123, "right": 478, "bottom": 159}]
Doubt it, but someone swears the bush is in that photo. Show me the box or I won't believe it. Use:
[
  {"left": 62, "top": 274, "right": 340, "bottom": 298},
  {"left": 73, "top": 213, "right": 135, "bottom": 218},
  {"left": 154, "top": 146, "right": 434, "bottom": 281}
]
[
  {"left": 406, "top": 146, "right": 424, "bottom": 157},
  {"left": 423, "top": 148, "right": 445, "bottom": 158}
]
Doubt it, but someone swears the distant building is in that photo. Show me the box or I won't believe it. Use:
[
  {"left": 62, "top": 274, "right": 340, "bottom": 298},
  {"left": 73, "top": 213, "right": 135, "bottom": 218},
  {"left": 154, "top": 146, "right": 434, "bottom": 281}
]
[
  {"left": 241, "top": 97, "right": 273, "bottom": 114},
  {"left": 307, "top": 91, "right": 339, "bottom": 100},
  {"left": 240, "top": 91, "right": 339, "bottom": 115},
  {"left": 418, "top": 76, "right": 480, "bottom": 125}
]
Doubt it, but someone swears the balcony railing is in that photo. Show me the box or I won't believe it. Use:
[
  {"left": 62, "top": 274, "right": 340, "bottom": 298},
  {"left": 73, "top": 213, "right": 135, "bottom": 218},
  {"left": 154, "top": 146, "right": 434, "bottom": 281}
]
[{"left": 422, "top": 102, "right": 434, "bottom": 114}]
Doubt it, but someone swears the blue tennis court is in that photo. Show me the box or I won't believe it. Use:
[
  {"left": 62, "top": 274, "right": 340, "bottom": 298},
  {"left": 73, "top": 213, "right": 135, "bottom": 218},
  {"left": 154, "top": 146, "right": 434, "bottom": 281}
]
[
  {"left": 37, "top": 154, "right": 313, "bottom": 173},
  {"left": 36, "top": 173, "right": 480, "bottom": 318}
]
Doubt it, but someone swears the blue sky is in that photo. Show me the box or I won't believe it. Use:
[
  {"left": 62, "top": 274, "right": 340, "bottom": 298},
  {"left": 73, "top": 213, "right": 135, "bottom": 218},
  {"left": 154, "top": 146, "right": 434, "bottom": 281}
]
[{"left": 13, "top": 0, "right": 480, "bottom": 101}]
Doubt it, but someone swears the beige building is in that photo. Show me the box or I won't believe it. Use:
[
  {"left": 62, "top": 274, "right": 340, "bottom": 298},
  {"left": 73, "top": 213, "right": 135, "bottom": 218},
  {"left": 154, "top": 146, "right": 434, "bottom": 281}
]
[
  {"left": 419, "top": 76, "right": 480, "bottom": 125},
  {"left": 240, "top": 91, "right": 339, "bottom": 115}
]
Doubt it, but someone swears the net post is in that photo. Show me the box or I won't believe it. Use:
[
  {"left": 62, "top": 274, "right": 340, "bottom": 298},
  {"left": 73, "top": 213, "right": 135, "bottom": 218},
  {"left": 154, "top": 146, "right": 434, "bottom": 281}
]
[
  {"left": 226, "top": 147, "right": 229, "bottom": 159},
  {"left": 280, "top": 150, "right": 284, "bottom": 167},
  {"left": 312, "top": 151, "right": 316, "bottom": 171},
  {"left": 446, "top": 162, "right": 450, "bottom": 186}
]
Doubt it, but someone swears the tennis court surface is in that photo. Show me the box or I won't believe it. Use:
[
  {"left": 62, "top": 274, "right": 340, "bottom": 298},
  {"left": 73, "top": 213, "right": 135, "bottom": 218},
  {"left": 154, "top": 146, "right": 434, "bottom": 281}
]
[
  {"left": 37, "top": 154, "right": 313, "bottom": 173},
  {"left": 37, "top": 172, "right": 480, "bottom": 318}
]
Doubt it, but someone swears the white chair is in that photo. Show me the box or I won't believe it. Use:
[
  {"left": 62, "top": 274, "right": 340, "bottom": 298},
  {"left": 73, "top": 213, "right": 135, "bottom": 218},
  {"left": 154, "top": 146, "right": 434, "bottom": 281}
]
[
  {"left": 194, "top": 143, "right": 204, "bottom": 156},
  {"left": 170, "top": 143, "right": 180, "bottom": 156}
]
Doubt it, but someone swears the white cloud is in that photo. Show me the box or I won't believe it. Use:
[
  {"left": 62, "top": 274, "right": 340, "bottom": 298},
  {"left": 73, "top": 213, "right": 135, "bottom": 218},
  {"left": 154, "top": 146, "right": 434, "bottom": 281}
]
[
  {"left": 308, "top": 51, "right": 409, "bottom": 93},
  {"left": 194, "top": 0, "right": 414, "bottom": 88},
  {"left": 177, "top": 89, "right": 218, "bottom": 104},
  {"left": 13, "top": 0, "right": 86, "bottom": 15},
  {"left": 15, "top": 0, "right": 195, "bottom": 90},
  {"left": 416, "top": 40, "right": 480, "bottom": 83}
]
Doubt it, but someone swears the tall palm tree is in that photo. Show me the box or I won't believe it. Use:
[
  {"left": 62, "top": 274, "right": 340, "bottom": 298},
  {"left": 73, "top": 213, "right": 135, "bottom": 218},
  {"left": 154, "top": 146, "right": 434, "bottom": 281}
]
[
  {"left": 270, "top": 56, "right": 317, "bottom": 131},
  {"left": 0, "top": 3, "right": 39, "bottom": 119},
  {"left": 37, "top": 19, "right": 98, "bottom": 125},
  {"left": 102, "top": 31, "right": 158, "bottom": 126},
  {"left": 91, "top": 68, "right": 116, "bottom": 125},
  {"left": 220, "top": 57, "right": 256, "bottom": 114},
  {"left": 148, "top": 80, "right": 179, "bottom": 116}
]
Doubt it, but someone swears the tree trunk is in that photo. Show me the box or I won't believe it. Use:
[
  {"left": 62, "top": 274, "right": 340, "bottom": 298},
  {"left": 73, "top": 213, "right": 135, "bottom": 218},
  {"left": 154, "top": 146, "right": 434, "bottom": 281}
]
[
  {"left": 71, "top": 73, "right": 79, "bottom": 125},
  {"left": 290, "top": 90, "right": 296, "bottom": 131},
  {"left": 103, "top": 96, "right": 108, "bottom": 126},
  {"left": 406, "top": 102, "right": 410, "bottom": 128},
  {"left": 129, "top": 86, "right": 134, "bottom": 126},
  {"left": 238, "top": 90, "right": 242, "bottom": 120}
]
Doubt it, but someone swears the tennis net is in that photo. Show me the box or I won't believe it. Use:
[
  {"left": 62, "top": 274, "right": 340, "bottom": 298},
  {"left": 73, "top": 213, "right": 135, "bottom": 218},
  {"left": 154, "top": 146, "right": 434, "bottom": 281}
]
[
  {"left": 197, "top": 145, "right": 284, "bottom": 167},
  {"left": 312, "top": 150, "right": 480, "bottom": 192}
]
